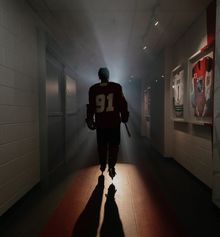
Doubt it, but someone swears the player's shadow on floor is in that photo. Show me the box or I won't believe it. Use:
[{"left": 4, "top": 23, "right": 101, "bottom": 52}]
[
  {"left": 72, "top": 174, "right": 104, "bottom": 237},
  {"left": 100, "top": 184, "right": 125, "bottom": 237}
]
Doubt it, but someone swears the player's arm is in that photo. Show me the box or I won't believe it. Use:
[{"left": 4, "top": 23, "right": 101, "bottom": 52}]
[
  {"left": 119, "top": 86, "right": 129, "bottom": 123},
  {"left": 86, "top": 87, "right": 96, "bottom": 130}
]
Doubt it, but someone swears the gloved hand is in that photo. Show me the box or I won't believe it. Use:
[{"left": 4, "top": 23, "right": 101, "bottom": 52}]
[
  {"left": 121, "top": 111, "right": 129, "bottom": 123},
  {"left": 85, "top": 118, "right": 96, "bottom": 130}
]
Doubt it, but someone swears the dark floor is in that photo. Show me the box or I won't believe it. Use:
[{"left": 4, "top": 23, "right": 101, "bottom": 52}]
[{"left": 0, "top": 127, "right": 220, "bottom": 237}]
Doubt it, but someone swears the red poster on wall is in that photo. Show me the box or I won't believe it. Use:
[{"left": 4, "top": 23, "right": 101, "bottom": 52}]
[{"left": 190, "top": 50, "right": 214, "bottom": 124}]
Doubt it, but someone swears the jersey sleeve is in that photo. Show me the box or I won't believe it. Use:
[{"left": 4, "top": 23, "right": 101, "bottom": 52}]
[
  {"left": 87, "top": 87, "right": 96, "bottom": 120},
  {"left": 118, "top": 86, "right": 129, "bottom": 123}
]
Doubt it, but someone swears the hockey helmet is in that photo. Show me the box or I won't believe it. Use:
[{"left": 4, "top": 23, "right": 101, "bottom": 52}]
[{"left": 98, "top": 67, "right": 109, "bottom": 80}]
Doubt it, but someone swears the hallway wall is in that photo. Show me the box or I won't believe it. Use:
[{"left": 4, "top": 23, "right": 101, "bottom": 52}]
[
  {"left": 141, "top": 53, "right": 165, "bottom": 155},
  {"left": 213, "top": 0, "right": 220, "bottom": 207},
  {"left": 0, "top": 0, "right": 40, "bottom": 215},
  {"left": 124, "top": 79, "right": 142, "bottom": 137},
  {"left": 0, "top": 0, "right": 86, "bottom": 216},
  {"left": 150, "top": 54, "right": 165, "bottom": 155},
  {"left": 164, "top": 8, "right": 213, "bottom": 187}
]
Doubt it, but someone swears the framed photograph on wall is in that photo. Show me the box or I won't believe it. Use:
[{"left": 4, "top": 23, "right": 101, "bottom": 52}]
[
  {"left": 171, "top": 65, "right": 185, "bottom": 121},
  {"left": 188, "top": 48, "right": 214, "bottom": 125}
]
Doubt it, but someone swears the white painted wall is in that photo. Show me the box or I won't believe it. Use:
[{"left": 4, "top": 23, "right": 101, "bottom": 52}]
[
  {"left": 150, "top": 60, "right": 165, "bottom": 155},
  {"left": 141, "top": 54, "right": 165, "bottom": 154},
  {"left": 164, "top": 47, "right": 174, "bottom": 158},
  {"left": 0, "top": 0, "right": 40, "bottom": 215},
  {"left": 164, "top": 12, "right": 213, "bottom": 187},
  {"left": 213, "top": 0, "right": 220, "bottom": 207}
]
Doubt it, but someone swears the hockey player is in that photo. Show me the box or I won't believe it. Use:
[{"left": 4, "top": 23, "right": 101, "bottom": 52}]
[{"left": 86, "top": 67, "right": 129, "bottom": 179}]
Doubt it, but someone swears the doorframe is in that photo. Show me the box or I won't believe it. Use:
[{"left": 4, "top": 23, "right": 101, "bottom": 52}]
[
  {"left": 46, "top": 49, "right": 67, "bottom": 174},
  {"left": 37, "top": 30, "right": 67, "bottom": 187}
]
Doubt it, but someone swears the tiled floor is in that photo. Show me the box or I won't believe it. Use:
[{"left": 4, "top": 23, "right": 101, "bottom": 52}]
[{"left": 0, "top": 129, "right": 220, "bottom": 237}]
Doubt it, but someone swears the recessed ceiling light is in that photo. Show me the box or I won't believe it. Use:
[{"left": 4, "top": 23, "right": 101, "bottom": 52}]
[
  {"left": 161, "top": 74, "right": 164, "bottom": 78},
  {"left": 154, "top": 21, "right": 159, "bottom": 26},
  {"left": 143, "top": 46, "right": 147, "bottom": 50}
]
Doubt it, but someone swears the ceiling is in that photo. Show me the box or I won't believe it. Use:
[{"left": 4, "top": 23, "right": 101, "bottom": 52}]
[{"left": 27, "top": 0, "right": 212, "bottom": 83}]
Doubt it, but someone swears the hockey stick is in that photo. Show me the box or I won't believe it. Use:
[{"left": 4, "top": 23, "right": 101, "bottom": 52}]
[{"left": 124, "top": 123, "right": 131, "bottom": 137}]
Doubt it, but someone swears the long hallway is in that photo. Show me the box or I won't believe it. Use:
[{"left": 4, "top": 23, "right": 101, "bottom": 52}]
[
  {"left": 1, "top": 0, "right": 220, "bottom": 236},
  {"left": 1, "top": 128, "right": 220, "bottom": 237}
]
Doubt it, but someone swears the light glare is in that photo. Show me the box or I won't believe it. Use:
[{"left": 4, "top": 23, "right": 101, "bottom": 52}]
[{"left": 154, "top": 21, "right": 159, "bottom": 26}]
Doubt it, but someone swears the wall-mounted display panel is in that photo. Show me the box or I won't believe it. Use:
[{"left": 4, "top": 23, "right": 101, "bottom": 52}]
[
  {"left": 188, "top": 48, "right": 214, "bottom": 125},
  {"left": 171, "top": 65, "right": 185, "bottom": 121}
]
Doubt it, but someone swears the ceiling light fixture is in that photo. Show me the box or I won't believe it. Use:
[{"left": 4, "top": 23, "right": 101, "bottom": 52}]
[
  {"left": 143, "top": 45, "right": 147, "bottom": 50},
  {"left": 154, "top": 20, "right": 159, "bottom": 26}
]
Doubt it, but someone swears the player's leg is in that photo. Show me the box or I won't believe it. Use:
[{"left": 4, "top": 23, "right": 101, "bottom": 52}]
[
  {"left": 108, "top": 144, "right": 119, "bottom": 178},
  {"left": 98, "top": 145, "right": 107, "bottom": 172},
  {"left": 97, "top": 128, "right": 107, "bottom": 173},
  {"left": 108, "top": 127, "right": 120, "bottom": 178}
]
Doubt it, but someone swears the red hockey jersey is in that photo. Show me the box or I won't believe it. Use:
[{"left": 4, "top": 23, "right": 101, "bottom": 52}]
[
  {"left": 192, "top": 56, "right": 213, "bottom": 117},
  {"left": 87, "top": 81, "right": 128, "bottom": 128}
]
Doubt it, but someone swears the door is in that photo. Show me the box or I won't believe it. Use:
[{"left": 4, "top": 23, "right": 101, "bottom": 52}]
[{"left": 46, "top": 54, "right": 65, "bottom": 173}]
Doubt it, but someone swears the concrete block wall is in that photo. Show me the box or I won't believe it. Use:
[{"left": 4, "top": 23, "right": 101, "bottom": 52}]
[
  {"left": 0, "top": 0, "right": 40, "bottom": 215},
  {"left": 164, "top": 12, "right": 213, "bottom": 187}
]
